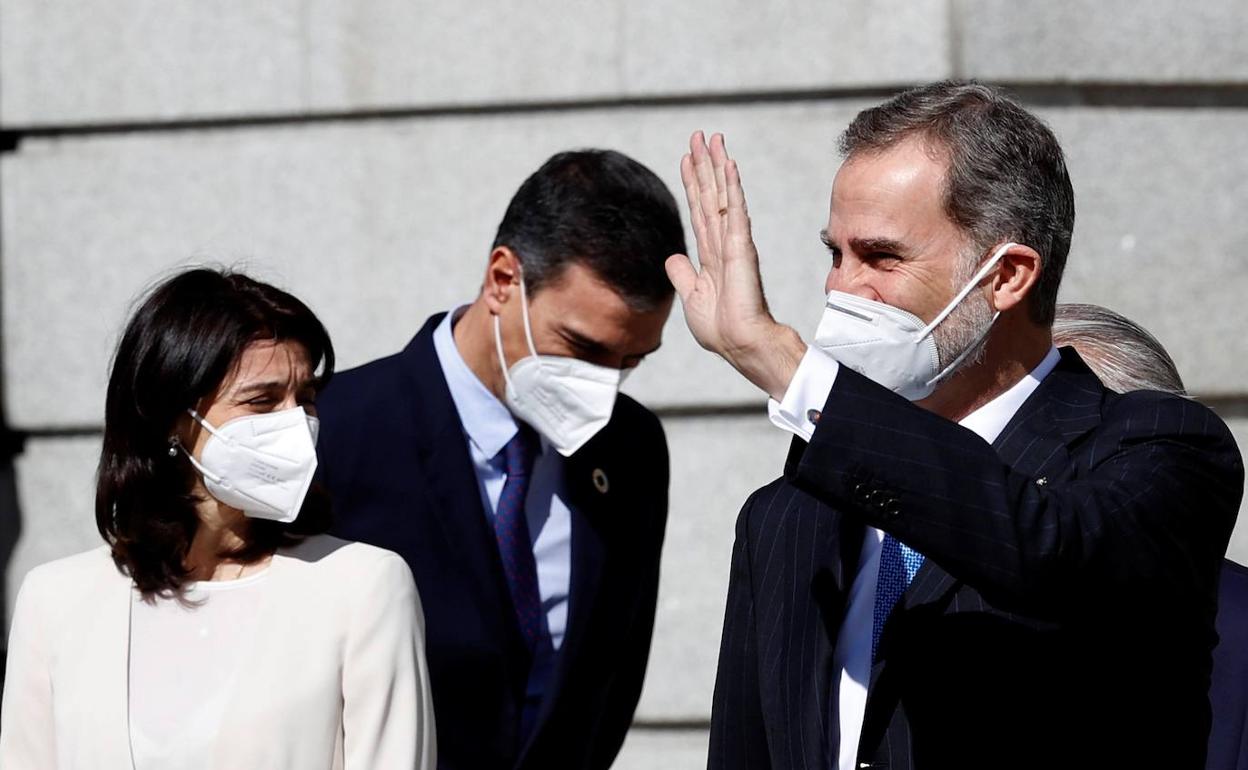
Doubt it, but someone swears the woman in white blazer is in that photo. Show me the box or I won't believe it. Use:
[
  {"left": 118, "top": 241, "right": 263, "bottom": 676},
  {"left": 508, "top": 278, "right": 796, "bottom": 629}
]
[{"left": 0, "top": 269, "right": 435, "bottom": 769}]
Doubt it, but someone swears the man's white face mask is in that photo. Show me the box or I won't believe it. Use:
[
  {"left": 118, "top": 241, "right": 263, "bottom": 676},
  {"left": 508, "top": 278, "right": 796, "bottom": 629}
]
[
  {"left": 812, "top": 242, "right": 1015, "bottom": 401},
  {"left": 179, "top": 406, "right": 320, "bottom": 523},
  {"left": 493, "top": 276, "right": 626, "bottom": 457}
]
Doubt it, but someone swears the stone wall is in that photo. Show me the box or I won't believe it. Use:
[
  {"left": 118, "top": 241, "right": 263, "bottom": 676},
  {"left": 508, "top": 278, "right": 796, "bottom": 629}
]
[{"left": 2, "top": 2, "right": 1245, "bottom": 765}]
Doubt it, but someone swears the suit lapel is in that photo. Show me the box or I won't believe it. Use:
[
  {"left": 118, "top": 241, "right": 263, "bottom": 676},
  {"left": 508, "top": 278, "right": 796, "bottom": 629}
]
[
  {"left": 992, "top": 347, "right": 1103, "bottom": 477},
  {"left": 873, "top": 349, "right": 1106, "bottom": 686},
  {"left": 398, "top": 316, "right": 521, "bottom": 651}
]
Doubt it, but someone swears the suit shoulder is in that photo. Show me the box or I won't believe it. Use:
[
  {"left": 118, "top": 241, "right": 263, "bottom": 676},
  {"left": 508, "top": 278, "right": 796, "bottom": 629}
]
[
  {"left": 616, "top": 393, "right": 663, "bottom": 430},
  {"left": 737, "top": 476, "right": 825, "bottom": 536},
  {"left": 1220, "top": 559, "right": 1248, "bottom": 611},
  {"left": 319, "top": 352, "right": 405, "bottom": 413},
  {"left": 1106, "top": 390, "right": 1240, "bottom": 450}
]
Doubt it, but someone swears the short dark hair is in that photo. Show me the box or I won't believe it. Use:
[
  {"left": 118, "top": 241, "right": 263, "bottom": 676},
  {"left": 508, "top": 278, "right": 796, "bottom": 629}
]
[
  {"left": 96, "top": 268, "right": 335, "bottom": 598},
  {"left": 492, "top": 149, "right": 686, "bottom": 311},
  {"left": 839, "top": 80, "right": 1076, "bottom": 326}
]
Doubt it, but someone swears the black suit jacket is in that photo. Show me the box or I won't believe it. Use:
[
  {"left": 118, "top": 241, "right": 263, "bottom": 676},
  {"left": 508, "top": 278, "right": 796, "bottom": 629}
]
[
  {"left": 710, "top": 348, "right": 1244, "bottom": 770},
  {"left": 316, "top": 314, "right": 669, "bottom": 770}
]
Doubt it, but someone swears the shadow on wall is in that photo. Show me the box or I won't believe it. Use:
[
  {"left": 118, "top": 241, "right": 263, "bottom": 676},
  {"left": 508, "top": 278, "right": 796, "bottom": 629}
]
[{"left": 0, "top": 428, "right": 23, "bottom": 694}]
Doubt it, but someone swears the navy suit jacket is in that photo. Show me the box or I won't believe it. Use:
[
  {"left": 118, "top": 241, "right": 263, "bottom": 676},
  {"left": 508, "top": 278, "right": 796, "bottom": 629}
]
[
  {"left": 1209, "top": 559, "right": 1248, "bottom": 770},
  {"left": 710, "top": 348, "right": 1244, "bottom": 770},
  {"left": 316, "top": 314, "right": 669, "bottom": 770}
]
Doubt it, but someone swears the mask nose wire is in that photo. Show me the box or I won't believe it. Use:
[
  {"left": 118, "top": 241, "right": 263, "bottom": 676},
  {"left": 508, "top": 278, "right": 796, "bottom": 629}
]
[{"left": 917, "top": 242, "right": 1016, "bottom": 339}]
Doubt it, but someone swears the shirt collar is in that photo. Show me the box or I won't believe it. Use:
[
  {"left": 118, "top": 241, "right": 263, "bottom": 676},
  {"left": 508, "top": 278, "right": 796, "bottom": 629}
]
[
  {"left": 432, "top": 307, "right": 518, "bottom": 459},
  {"left": 958, "top": 346, "right": 1061, "bottom": 444}
]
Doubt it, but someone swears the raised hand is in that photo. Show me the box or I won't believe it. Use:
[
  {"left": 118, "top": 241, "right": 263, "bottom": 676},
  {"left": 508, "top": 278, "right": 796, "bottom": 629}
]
[{"left": 665, "top": 131, "right": 806, "bottom": 401}]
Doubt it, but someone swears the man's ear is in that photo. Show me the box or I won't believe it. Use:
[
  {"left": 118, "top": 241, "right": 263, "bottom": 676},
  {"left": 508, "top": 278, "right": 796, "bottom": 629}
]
[
  {"left": 482, "top": 246, "right": 522, "bottom": 315},
  {"left": 990, "top": 243, "right": 1041, "bottom": 313}
]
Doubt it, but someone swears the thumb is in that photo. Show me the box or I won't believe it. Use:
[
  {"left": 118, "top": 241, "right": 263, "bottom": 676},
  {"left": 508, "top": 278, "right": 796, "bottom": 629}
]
[{"left": 665, "top": 254, "right": 698, "bottom": 301}]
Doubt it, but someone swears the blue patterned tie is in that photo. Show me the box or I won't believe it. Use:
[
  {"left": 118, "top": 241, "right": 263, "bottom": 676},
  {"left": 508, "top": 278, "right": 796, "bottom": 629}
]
[
  {"left": 494, "top": 425, "right": 544, "bottom": 650},
  {"left": 872, "top": 533, "right": 925, "bottom": 660}
]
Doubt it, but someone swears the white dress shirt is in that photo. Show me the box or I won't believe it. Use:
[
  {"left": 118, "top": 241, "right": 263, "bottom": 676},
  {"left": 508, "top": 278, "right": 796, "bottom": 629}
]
[
  {"left": 432, "top": 309, "right": 572, "bottom": 668},
  {"left": 769, "top": 345, "right": 1061, "bottom": 770}
]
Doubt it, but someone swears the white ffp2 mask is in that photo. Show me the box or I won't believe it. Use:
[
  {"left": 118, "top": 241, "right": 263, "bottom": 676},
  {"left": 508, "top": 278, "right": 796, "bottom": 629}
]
[
  {"left": 813, "top": 242, "right": 1014, "bottom": 401},
  {"left": 180, "top": 406, "right": 320, "bottom": 523},
  {"left": 493, "top": 279, "right": 623, "bottom": 457}
]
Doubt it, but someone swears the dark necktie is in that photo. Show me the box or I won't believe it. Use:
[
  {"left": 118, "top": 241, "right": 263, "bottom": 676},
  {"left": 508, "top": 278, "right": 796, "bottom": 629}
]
[
  {"left": 494, "top": 425, "right": 544, "bottom": 650},
  {"left": 871, "top": 533, "right": 925, "bottom": 660}
]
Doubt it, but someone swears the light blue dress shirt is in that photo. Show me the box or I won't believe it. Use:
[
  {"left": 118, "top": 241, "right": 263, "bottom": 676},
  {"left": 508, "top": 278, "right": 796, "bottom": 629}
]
[{"left": 431, "top": 309, "right": 573, "bottom": 666}]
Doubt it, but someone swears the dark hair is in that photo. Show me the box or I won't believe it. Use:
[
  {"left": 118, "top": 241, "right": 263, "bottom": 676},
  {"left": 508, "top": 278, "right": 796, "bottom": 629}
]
[
  {"left": 839, "top": 80, "right": 1076, "bottom": 326},
  {"left": 96, "top": 268, "right": 335, "bottom": 598},
  {"left": 491, "top": 149, "right": 686, "bottom": 311}
]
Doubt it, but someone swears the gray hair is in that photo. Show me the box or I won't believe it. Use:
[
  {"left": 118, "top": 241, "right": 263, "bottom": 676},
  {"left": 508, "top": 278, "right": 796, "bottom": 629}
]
[
  {"left": 839, "top": 80, "right": 1076, "bottom": 326},
  {"left": 1052, "top": 303, "right": 1186, "bottom": 395}
]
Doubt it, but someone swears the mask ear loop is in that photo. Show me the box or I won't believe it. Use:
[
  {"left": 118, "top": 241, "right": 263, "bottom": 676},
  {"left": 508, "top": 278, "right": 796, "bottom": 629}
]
[
  {"left": 918, "top": 241, "right": 1016, "bottom": 339},
  {"left": 925, "top": 310, "right": 1000, "bottom": 388},
  {"left": 517, "top": 272, "right": 541, "bottom": 361},
  {"left": 493, "top": 313, "right": 519, "bottom": 394},
  {"left": 493, "top": 268, "right": 544, "bottom": 392},
  {"left": 179, "top": 409, "right": 226, "bottom": 483}
]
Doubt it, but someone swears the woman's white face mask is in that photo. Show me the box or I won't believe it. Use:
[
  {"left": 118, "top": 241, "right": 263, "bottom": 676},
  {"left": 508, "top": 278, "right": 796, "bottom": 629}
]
[
  {"left": 812, "top": 242, "right": 1015, "bottom": 401},
  {"left": 179, "top": 406, "right": 320, "bottom": 523},
  {"left": 493, "top": 277, "right": 625, "bottom": 457}
]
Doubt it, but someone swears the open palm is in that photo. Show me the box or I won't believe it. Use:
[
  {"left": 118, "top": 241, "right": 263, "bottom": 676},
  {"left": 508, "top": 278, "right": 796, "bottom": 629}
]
[{"left": 665, "top": 132, "right": 804, "bottom": 399}]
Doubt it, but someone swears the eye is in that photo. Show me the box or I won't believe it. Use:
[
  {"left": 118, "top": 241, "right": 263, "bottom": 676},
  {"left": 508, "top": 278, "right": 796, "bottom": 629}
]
[{"left": 866, "top": 251, "right": 901, "bottom": 268}]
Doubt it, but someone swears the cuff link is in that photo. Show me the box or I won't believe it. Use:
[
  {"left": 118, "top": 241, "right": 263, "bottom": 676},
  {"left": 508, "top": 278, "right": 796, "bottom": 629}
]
[
  {"left": 591, "top": 468, "right": 610, "bottom": 494},
  {"left": 806, "top": 408, "right": 822, "bottom": 424}
]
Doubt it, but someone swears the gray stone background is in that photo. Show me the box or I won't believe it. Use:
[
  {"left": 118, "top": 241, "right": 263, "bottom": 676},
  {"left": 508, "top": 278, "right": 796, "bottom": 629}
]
[{"left": 1, "top": 1, "right": 1246, "bottom": 765}]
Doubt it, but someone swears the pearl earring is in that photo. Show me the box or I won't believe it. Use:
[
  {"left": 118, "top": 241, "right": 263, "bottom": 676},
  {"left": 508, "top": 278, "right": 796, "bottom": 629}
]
[{"left": 167, "top": 440, "right": 179, "bottom": 457}]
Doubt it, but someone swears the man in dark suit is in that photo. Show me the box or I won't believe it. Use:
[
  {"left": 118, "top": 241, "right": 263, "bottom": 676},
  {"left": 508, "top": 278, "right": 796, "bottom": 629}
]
[
  {"left": 663, "top": 82, "right": 1244, "bottom": 768},
  {"left": 316, "top": 150, "right": 686, "bottom": 770}
]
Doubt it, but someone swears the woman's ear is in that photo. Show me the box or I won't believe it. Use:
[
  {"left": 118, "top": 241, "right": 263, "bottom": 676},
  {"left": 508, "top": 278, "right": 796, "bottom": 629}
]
[{"left": 482, "top": 247, "right": 522, "bottom": 315}]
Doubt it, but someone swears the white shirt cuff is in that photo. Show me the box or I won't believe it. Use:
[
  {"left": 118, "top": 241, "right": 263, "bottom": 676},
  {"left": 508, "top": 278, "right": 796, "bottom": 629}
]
[{"left": 767, "top": 346, "right": 841, "bottom": 441}]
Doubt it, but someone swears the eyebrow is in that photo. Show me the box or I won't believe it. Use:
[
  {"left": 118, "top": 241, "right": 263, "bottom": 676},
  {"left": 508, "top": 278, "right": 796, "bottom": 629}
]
[
  {"left": 819, "top": 230, "right": 911, "bottom": 259},
  {"left": 232, "top": 378, "right": 316, "bottom": 398},
  {"left": 558, "top": 326, "right": 662, "bottom": 359},
  {"left": 849, "top": 237, "right": 910, "bottom": 257}
]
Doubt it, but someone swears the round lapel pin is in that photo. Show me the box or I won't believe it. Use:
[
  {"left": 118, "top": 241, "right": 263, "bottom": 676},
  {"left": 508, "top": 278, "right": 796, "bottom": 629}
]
[{"left": 592, "top": 468, "right": 609, "bottom": 494}]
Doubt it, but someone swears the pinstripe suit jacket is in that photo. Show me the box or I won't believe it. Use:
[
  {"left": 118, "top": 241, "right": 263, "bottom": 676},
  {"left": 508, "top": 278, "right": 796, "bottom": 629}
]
[{"left": 709, "top": 348, "right": 1243, "bottom": 770}]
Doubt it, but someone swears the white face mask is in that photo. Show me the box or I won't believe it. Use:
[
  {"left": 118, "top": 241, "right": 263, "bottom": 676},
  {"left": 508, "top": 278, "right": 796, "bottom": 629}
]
[
  {"left": 179, "top": 406, "right": 320, "bottom": 523},
  {"left": 813, "top": 242, "right": 1015, "bottom": 401},
  {"left": 493, "top": 278, "right": 624, "bottom": 457}
]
